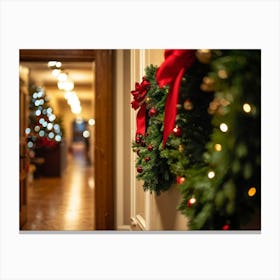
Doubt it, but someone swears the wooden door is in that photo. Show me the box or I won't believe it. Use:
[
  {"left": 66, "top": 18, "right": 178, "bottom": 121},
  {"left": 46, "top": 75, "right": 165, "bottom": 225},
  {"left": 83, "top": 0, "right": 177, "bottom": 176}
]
[
  {"left": 20, "top": 49, "right": 114, "bottom": 230},
  {"left": 19, "top": 65, "right": 29, "bottom": 228}
]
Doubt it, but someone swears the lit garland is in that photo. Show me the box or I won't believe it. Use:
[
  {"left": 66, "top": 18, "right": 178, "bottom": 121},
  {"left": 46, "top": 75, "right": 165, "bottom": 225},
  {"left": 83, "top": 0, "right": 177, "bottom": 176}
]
[
  {"left": 178, "top": 50, "right": 261, "bottom": 230},
  {"left": 131, "top": 50, "right": 261, "bottom": 230}
]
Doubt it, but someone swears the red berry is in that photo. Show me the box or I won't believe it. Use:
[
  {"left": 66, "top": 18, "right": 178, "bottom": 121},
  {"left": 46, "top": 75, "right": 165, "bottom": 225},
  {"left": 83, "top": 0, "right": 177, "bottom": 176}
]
[
  {"left": 176, "top": 176, "right": 185, "bottom": 184},
  {"left": 144, "top": 156, "right": 151, "bottom": 162},
  {"left": 173, "top": 127, "right": 182, "bottom": 137},
  {"left": 147, "top": 144, "right": 153, "bottom": 151},
  {"left": 222, "top": 224, "right": 230, "bottom": 230},
  {"left": 148, "top": 107, "right": 158, "bottom": 117},
  {"left": 137, "top": 166, "right": 143, "bottom": 173}
]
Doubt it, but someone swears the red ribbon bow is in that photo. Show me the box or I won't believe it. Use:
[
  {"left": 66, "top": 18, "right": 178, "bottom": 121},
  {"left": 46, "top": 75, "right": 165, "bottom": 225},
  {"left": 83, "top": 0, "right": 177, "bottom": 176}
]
[
  {"left": 131, "top": 77, "right": 150, "bottom": 139},
  {"left": 156, "top": 49, "right": 196, "bottom": 147}
]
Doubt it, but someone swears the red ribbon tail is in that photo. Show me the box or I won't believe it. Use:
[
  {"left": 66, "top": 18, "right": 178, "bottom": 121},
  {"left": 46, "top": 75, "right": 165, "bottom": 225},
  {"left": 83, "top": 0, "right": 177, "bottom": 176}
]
[
  {"left": 162, "top": 68, "right": 185, "bottom": 147},
  {"left": 135, "top": 104, "right": 146, "bottom": 138}
]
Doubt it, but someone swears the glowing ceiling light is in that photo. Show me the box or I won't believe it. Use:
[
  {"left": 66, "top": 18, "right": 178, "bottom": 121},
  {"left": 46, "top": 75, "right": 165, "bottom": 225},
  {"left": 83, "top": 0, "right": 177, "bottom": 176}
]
[
  {"left": 52, "top": 69, "right": 61, "bottom": 77},
  {"left": 58, "top": 72, "right": 68, "bottom": 82},
  {"left": 48, "top": 61, "right": 57, "bottom": 67}
]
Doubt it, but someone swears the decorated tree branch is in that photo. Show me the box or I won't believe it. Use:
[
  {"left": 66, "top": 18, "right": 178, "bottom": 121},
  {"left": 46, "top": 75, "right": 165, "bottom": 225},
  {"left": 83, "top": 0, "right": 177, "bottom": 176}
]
[
  {"left": 177, "top": 50, "right": 261, "bottom": 230},
  {"left": 131, "top": 50, "right": 261, "bottom": 230}
]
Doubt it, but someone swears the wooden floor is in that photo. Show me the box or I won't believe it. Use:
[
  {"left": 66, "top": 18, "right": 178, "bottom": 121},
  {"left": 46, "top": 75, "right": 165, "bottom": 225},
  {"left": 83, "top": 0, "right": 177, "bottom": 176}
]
[{"left": 21, "top": 143, "right": 95, "bottom": 231}]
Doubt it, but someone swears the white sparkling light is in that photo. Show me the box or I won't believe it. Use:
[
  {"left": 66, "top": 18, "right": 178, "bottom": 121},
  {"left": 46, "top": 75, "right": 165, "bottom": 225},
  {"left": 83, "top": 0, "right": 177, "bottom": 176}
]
[
  {"left": 88, "top": 119, "right": 95, "bottom": 126},
  {"left": 58, "top": 72, "right": 68, "bottom": 82},
  {"left": 34, "top": 125, "right": 40, "bottom": 132},
  {"left": 243, "top": 103, "right": 252, "bottom": 113},
  {"left": 48, "top": 132, "right": 54, "bottom": 139},
  {"left": 220, "top": 123, "right": 228, "bottom": 132},
  {"left": 35, "top": 110, "right": 41, "bottom": 116},
  {"left": 27, "top": 142, "right": 34, "bottom": 148},
  {"left": 48, "top": 114, "right": 56, "bottom": 122},
  {"left": 39, "top": 131, "right": 45, "bottom": 137},
  {"left": 208, "top": 171, "right": 215, "bottom": 179},
  {"left": 25, "top": 128, "right": 31, "bottom": 134},
  {"left": 83, "top": 130, "right": 90, "bottom": 138},
  {"left": 55, "top": 135, "right": 62, "bottom": 142},
  {"left": 53, "top": 124, "right": 60, "bottom": 131},
  {"left": 47, "top": 123, "right": 53, "bottom": 130},
  {"left": 48, "top": 61, "right": 57, "bottom": 67}
]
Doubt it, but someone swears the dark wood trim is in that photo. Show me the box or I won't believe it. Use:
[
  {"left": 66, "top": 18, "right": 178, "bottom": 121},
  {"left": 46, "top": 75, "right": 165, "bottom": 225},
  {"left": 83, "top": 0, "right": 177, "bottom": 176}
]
[
  {"left": 20, "top": 49, "right": 115, "bottom": 230},
  {"left": 20, "top": 49, "right": 98, "bottom": 62},
  {"left": 94, "top": 50, "right": 114, "bottom": 229}
]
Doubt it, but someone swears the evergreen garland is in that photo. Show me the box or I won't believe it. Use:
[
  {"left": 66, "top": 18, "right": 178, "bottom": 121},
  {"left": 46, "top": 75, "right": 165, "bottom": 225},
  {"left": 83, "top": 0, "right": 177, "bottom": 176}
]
[
  {"left": 132, "top": 65, "right": 175, "bottom": 195},
  {"left": 178, "top": 50, "right": 261, "bottom": 230}
]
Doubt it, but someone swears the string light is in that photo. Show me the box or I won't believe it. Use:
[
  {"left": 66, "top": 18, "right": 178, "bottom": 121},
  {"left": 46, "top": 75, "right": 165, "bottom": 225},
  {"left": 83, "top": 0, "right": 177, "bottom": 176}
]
[
  {"left": 220, "top": 123, "right": 228, "bottom": 132},
  {"left": 88, "top": 119, "right": 95, "bottom": 126},
  {"left": 189, "top": 197, "right": 196, "bottom": 204},
  {"left": 214, "top": 144, "right": 222, "bottom": 151},
  {"left": 243, "top": 103, "right": 252, "bottom": 113},
  {"left": 208, "top": 171, "right": 215, "bottom": 179},
  {"left": 25, "top": 128, "right": 31, "bottom": 134},
  {"left": 248, "top": 187, "right": 256, "bottom": 197},
  {"left": 218, "top": 69, "right": 228, "bottom": 79}
]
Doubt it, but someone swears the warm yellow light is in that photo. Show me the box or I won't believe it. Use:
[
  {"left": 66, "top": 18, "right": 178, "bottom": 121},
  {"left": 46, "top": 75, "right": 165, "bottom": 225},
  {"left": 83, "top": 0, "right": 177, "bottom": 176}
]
[
  {"left": 214, "top": 144, "right": 222, "bottom": 151},
  {"left": 243, "top": 103, "right": 252, "bottom": 113},
  {"left": 218, "top": 69, "right": 228, "bottom": 79},
  {"left": 208, "top": 171, "right": 215, "bottom": 179},
  {"left": 52, "top": 69, "right": 61, "bottom": 77},
  {"left": 248, "top": 187, "right": 256, "bottom": 197},
  {"left": 189, "top": 197, "right": 196, "bottom": 204},
  {"left": 48, "top": 61, "right": 57, "bottom": 67},
  {"left": 58, "top": 72, "right": 68, "bottom": 82},
  {"left": 63, "top": 80, "right": 74, "bottom": 91},
  {"left": 57, "top": 80, "right": 74, "bottom": 91},
  {"left": 220, "top": 123, "right": 228, "bottom": 132}
]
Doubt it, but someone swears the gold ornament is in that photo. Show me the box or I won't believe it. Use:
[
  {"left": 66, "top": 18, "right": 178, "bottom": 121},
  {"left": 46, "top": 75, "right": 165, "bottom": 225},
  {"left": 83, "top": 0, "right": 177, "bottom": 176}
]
[
  {"left": 208, "top": 97, "right": 230, "bottom": 115},
  {"left": 183, "top": 99, "right": 193, "bottom": 110},
  {"left": 196, "top": 49, "right": 212, "bottom": 64},
  {"left": 218, "top": 69, "right": 228, "bottom": 79},
  {"left": 200, "top": 76, "right": 215, "bottom": 92},
  {"left": 214, "top": 144, "right": 222, "bottom": 151},
  {"left": 178, "top": 144, "right": 185, "bottom": 153}
]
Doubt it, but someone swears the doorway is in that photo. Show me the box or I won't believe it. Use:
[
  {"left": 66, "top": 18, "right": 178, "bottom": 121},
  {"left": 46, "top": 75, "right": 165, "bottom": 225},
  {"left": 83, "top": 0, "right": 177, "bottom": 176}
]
[{"left": 19, "top": 50, "right": 114, "bottom": 230}]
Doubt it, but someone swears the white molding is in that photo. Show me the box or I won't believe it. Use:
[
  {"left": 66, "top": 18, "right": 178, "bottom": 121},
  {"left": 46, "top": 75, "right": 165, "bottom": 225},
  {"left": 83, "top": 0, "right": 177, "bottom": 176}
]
[
  {"left": 130, "top": 50, "right": 137, "bottom": 222},
  {"left": 130, "top": 215, "right": 146, "bottom": 231},
  {"left": 117, "top": 225, "right": 131, "bottom": 231}
]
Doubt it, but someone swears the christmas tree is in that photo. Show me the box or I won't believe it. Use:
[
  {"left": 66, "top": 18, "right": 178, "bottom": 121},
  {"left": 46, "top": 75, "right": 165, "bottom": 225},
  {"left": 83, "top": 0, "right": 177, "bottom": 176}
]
[{"left": 26, "top": 84, "right": 64, "bottom": 150}]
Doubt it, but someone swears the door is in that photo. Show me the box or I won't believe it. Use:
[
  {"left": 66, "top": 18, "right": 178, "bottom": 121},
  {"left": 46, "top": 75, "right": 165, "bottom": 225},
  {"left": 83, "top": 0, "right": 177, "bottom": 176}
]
[
  {"left": 19, "top": 65, "right": 29, "bottom": 228},
  {"left": 20, "top": 49, "right": 114, "bottom": 230}
]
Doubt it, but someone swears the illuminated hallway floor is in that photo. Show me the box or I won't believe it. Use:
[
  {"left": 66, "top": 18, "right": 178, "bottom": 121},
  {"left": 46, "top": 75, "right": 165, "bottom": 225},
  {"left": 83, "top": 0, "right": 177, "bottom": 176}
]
[{"left": 21, "top": 143, "right": 95, "bottom": 231}]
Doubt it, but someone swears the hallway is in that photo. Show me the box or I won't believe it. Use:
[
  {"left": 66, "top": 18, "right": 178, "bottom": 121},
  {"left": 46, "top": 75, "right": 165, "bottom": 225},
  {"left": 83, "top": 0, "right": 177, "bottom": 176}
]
[{"left": 21, "top": 142, "right": 95, "bottom": 231}]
